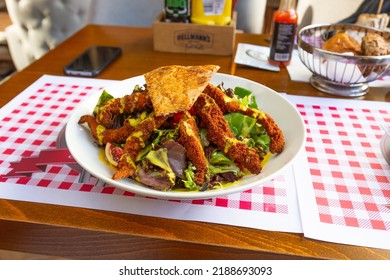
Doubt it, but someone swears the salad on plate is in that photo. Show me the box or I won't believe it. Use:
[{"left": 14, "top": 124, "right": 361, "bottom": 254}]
[{"left": 78, "top": 65, "right": 285, "bottom": 192}]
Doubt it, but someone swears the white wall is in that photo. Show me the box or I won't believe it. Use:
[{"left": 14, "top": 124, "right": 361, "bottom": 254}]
[
  {"left": 235, "top": 0, "right": 267, "bottom": 34},
  {"left": 296, "top": 0, "right": 365, "bottom": 28},
  {"left": 88, "top": 0, "right": 164, "bottom": 27}
]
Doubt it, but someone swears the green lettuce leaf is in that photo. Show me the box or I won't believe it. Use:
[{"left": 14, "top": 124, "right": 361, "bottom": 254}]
[
  {"left": 250, "top": 123, "right": 270, "bottom": 151},
  {"left": 182, "top": 163, "right": 200, "bottom": 191},
  {"left": 234, "top": 86, "right": 258, "bottom": 109},
  {"left": 209, "top": 151, "right": 233, "bottom": 165},
  {"left": 209, "top": 151, "right": 242, "bottom": 177},
  {"left": 93, "top": 90, "right": 114, "bottom": 115},
  {"left": 137, "top": 128, "right": 178, "bottom": 161},
  {"left": 145, "top": 148, "right": 176, "bottom": 184},
  {"left": 224, "top": 112, "right": 270, "bottom": 152},
  {"left": 224, "top": 113, "right": 256, "bottom": 139}
]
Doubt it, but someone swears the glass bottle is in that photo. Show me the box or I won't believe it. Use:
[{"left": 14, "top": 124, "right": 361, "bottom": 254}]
[
  {"left": 268, "top": 0, "right": 298, "bottom": 67},
  {"left": 165, "top": 0, "right": 191, "bottom": 23}
]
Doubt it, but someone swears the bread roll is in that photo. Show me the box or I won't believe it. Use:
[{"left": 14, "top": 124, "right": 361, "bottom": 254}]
[
  {"left": 356, "top": 13, "right": 389, "bottom": 30},
  {"left": 361, "top": 33, "right": 389, "bottom": 56},
  {"left": 360, "top": 32, "right": 389, "bottom": 76},
  {"left": 323, "top": 32, "right": 361, "bottom": 55}
]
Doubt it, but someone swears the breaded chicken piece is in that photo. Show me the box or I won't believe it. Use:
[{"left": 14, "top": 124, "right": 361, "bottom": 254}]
[
  {"left": 96, "top": 90, "right": 152, "bottom": 127},
  {"left": 203, "top": 84, "right": 285, "bottom": 154},
  {"left": 194, "top": 94, "right": 262, "bottom": 174},
  {"left": 113, "top": 113, "right": 169, "bottom": 180},
  {"left": 178, "top": 112, "right": 209, "bottom": 185},
  {"left": 78, "top": 115, "right": 100, "bottom": 142},
  {"left": 79, "top": 115, "right": 138, "bottom": 146},
  {"left": 101, "top": 118, "right": 138, "bottom": 145}
]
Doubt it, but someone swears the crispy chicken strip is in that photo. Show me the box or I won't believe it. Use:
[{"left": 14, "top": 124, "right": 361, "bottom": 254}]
[
  {"left": 96, "top": 90, "right": 152, "bottom": 127},
  {"left": 203, "top": 84, "right": 285, "bottom": 154},
  {"left": 193, "top": 94, "right": 262, "bottom": 174},
  {"left": 102, "top": 118, "right": 136, "bottom": 145},
  {"left": 78, "top": 115, "right": 100, "bottom": 142},
  {"left": 112, "top": 113, "right": 169, "bottom": 180},
  {"left": 178, "top": 112, "right": 208, "bottom": 185},
  {"left": 79, "top": 115, "right": 136, "bottom": 146}
]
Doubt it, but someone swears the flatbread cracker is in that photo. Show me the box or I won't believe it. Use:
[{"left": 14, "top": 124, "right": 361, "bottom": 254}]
[{"left": 144, "top": 65, "right": 220, "bottom": 116}]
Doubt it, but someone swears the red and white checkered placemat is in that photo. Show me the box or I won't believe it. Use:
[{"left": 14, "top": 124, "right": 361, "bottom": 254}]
[
  {"left": 289, "top": 95, "right": 390, "bottom": 249},
  {"left": 0, "top": 75, "right": 389, "bottom": 249}
]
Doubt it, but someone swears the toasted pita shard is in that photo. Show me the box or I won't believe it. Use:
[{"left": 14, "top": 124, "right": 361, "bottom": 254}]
[{"left": 144, "top": 65, "right": 220, "bottom": 116}]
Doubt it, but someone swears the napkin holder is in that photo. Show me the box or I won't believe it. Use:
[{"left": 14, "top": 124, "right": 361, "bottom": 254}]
[{"left": 153, "top": 11, "right": 236, "bottom": 56}]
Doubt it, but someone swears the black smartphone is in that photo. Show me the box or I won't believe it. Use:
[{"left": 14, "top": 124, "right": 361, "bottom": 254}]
[{"left": 64, "top": 45, "right": 122, "bottom": 77}]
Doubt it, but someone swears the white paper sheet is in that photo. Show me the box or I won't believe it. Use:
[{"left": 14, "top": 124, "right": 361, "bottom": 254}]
[{"left": 234, "top": 43, "right": 280, "bottom": 72}]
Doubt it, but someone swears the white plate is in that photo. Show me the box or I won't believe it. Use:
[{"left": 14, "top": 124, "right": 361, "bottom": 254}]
[{"left": 65, "top": 73, "right": 306, "bottom": 200}]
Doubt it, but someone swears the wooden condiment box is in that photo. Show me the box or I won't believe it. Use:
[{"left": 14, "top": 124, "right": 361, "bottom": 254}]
[{"left": 153, "top": 12, "right": 236, "bottom": 56}]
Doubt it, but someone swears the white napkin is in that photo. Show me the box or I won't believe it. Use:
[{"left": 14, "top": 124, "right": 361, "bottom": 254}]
[
  {"left": 287, "top": 50, "right": 390, "bottom": 88},
  {"left": 286, "top": 50, "right": 312, "bottom": 82},
  {"left": 234, "top": 43, "right": 280, "bottom": 72}
]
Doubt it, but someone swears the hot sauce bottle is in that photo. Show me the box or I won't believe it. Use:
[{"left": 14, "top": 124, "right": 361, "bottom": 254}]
[{"left": 268, "top": 0, "right": 298, "bottom": 67}]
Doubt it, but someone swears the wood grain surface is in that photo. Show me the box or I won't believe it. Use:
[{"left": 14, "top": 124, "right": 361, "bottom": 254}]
[{"left": 0, "top": 25, "right": 389, "bottom": 260}]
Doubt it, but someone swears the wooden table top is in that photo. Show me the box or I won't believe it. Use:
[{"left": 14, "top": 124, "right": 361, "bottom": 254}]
[{"left": 0, "top": 24, "right": 389, "bottom": 260}]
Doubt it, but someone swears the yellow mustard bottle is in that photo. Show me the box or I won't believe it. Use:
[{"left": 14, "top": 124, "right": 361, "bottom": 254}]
[{"left": 191, "top": 0, "right": 232, "bottom": 25}]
